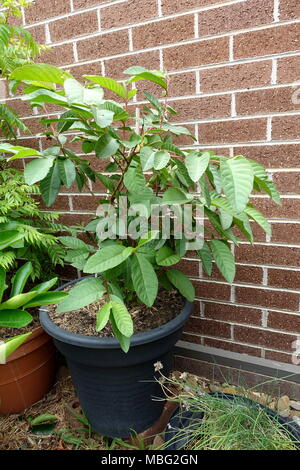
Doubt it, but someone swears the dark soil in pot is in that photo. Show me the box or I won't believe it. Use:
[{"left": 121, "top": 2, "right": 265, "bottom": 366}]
[{"left": 40, "top": 277, "right": 194, "bottom": 438}]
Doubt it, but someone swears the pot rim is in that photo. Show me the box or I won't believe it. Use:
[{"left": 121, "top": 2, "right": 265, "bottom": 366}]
[{"left": 39, "top": 277, "right": 193, "bottom": 349}]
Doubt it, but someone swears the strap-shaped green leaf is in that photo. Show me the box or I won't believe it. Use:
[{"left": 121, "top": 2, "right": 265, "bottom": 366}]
[
  {"left": 210, "top": 239, "right": 236, "bottom": 284},
  {"left": 23, "top": 292, "right": 68, "bottom": 308},
  {"left": 110, "top": 314, "right": 131, "bottom": 353},
  {"left": 0, "top": 291, "right": 38, "bottom": 310},
  {"left": 84, "top": 246, "right": 133, "bottom": 273},
  {"left": 0, "top": 333, "right": 32, "bottom": 361},
  {"left": 0, "top": 309, "right": 33, "bottom": 328},
  {"left": 166, "top": 269, "right": 195, "bottom": 302},
  {"left": 11, "top": 261, "right": 33, "bottom": 297},
  {"left": 29, "top": 277, "right": 58, "bottom": 294},
  {"left": 0, "top": 268, "right": 6, "bottom": 303},
  {"left": 11, "top": 63, "right": 73, "bottom": 84},
  {"left": 111, "top": 301, "right": 133, "bottom": 338},
  {"left": 131, "top": 253, "right": 158, "bottom": 307},
  {"left": 220, "top": 156, "right": 254, "bottom": 212}
]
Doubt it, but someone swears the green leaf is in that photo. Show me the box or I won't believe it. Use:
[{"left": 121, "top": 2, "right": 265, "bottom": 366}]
[
  {"left": 29, "top": 278, "right": 58, "bottom": 294},
  {"left": 24, "top": 157, "right": 55, "bottom": 185},
  {"left": 40, "top": 162, "right": 61, "bottom": 207},
  {"left": 198, "top": 242, "right": 213, "bottom": 276},
  {"left": 0, "top": 333, "right": 31, "bottom": 361},
  {"left": 139, "top": 146, "right": 155, "bottom": 171},
  {"left": 11, "top": 261, "right": 33, "bottom": 297},
  {"left": 185, "top": 151, "right": 210, "bottom": 182},
  {"left": 166, "top": 269, "right": 195, "bottom": 302},
  {"left": 0, "top": 309, "right": 33, "bottom": 328},
  {"left": 0, "top": 291, "right": 38, "bottom": 310},
  {"left": 156, "top": 246, "right": 180, "bottom": 266},
  {"left": 220, "top": 156, "right": 254, "bottom": 212},
  {"left": 131, "top": 253, "right": 158, "bottom": 307},
  {"left": 162, "top": 188, "right": 193, "bottom": 205},
  {"left": 126, "top": 70, "right": 167, "bottom": 89},
  {"left": 11, "top": 63, "right": 72, "bottom": 84},
  {"left": 137, "top": 231, "right": 159, "bottom": 247},
  {"left": 143, "top": 91, "right": 162, "bottom": 112},
  {"left": 56, "top": 277, "right": 105, "bottom": 313},
  {"left": 58, "top": 159, "right": 76, "bottom": 188},
  {"left": 111, "top": 301, "right": 133, "bottom": 337},
  {"left": 245, "top": 206, "right": 272, "bottom": 235},
  {"left": 95, "top": 134, "right": 119, "bottom": 158},
  {"left": 110, "top": 314, "right": 131, "bottom": 353},
  {"left": 64, "top": 78, "right": 104, "bottom": 106},
  {"left": 154, "top": 151, "right": 170, "bottom": 170},
  {"left": 96, "top": 302, "right": 112, "bottom": 332},
  {"left": 210, "top": 240, "right": 236, "bottom": 284},
  {"left": 31, "top": 414, "right": 58, "bottom": 426},
  {"left": 0, "top": 268, "right": 6, "bottom": 303},
  {"left": 23, "top": 292, "right": 68, "bottom": 308},
  {"left": 84, "top": 75, "right": 127, "bottom": 99},
  {"left": 92, "top": 108, "right": 114, "bottom": 128},
  {"left": 0, "top": 230, "right": 24, "bottom": 250},
  {"left": 58, "top": 236, "right": 89, "bottom": 250},
  {"left": 84, "top": 246, "right": 134, "bottom": 273}
]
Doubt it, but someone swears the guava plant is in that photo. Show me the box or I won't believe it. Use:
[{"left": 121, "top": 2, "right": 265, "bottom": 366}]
[{"left": 4, "top": 63, "right": 281, "bottom": 352}]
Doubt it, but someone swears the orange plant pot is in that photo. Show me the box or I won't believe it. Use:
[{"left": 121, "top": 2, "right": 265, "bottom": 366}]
[{"left": 0, "top": 327, "right": 56, "bottom": 415}]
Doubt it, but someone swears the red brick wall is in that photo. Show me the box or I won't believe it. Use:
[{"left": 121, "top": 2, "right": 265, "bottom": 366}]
[{"left": 5, "top": 0, "right": 300, "bottom": 364}]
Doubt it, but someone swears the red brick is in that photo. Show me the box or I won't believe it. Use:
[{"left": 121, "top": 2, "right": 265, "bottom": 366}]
[
  {"left": 234, "top": 144, "right": 300, "bottom": 169},
  {"left": 164, "top": 37, "right": 229, "bottom": 71},
  {"left": 234, "top": 325, "right": 297, "bottom": 351},
  {"left": 253, "top": 197, "right": 300, "bottom": 220},
  {"left": 161, "top": 0, "right": 233, "bottom": 15},
  {"left": 170, "top": 95, "right": 231, "bottom": 122},
  {"left": 277, "top": 56, "right": 300, "bottom": 84},
  {"left": 280, "top": 0, "right": 300, "bottom": 20},
  {"left": 203, "top": 264, "right": 263, "bottom": 285},
  {"left": 16, "top": 138, "right": 41, "bottom": 151},
  {"left": 236, "top": 87, "right": 300, "bottom": 116},
  {"left": 68, "top": 62, "right": 102, "bottom": 81},
  {"left": 271, "top": 223, "right": 300, "bottom": 244},
  {"left": 235, "top": 285, "right": 300, "bottom": 310},
  {"left": 35, "top": 195, "right": 70, "bottom": 211},
  {"left": 195, "top": 281, "right": 231, "bottom": 301},
  {"left": 8, "top": 99, "right": 32, "bottom": 118},
  {"left": 28, "top": 24, "right": 46, "bottom": 43},
  {"left": 104, "top": 50, "right": 160, "bottom": 79},
  {"left": 203, "top": 337, "right": 262, "bottom": 357},
  {"left": 200, "top": 0, "right": 273, "bottom": 36},
  {"left": 268, "top": 311, "right": 300, "bottom": 333},
  {"left": 236, "top": 244, "right": 300, "bottom": 268},
  {"left": 199, "top": 118, "right": 267, "bottom": 144},
  {"left": 72, "top": 195, "right": 101, "bottom": 211},
  {"left": 204, "top": 302, "right": 262, "bottom": 325},
  {"left": 133, "top": 15, "right": 194, "bottom": 50},
  {"left": 172, "top": 125, "right": 197, "bottom": 146},
  {"left": 268, "top": 268, "right": 300, "bottom": 290},
  {"left": 22, "top": 117, "right": 46, "bottom": 136},
  {"left": 37, "top": 43, "right": 74, "bottom": 66},
  {"left": 201, "top": 61, "right": 272, "bottom": 93},
  {"left": 185, "top": 317, "right": 231, "bottom": 338},
  {"left": 272, "top": 172, "right": 300, "bottom": 194},
  {"left": 77, "top": 30, "right": 129, "bottom": 61},
  {"left": 234, "top": 24, "right": 300, "bottom": 59},
  {"left": 101, "top": 0, "right": 157, "bottom": 29},
  {"left": 176, "top": 259, "right": 199, "bottom": 277},
  {"left": 59, "top": 213, "right": 93, "bottom": 226},
  {"left": 49, "top": 11, "right": 98, "bottom": 42},
  {"left": 272, "top": 115, "right": 300, "bottom": 140},
  {"left": 168, "top": 73, "right": 196, "bottom": 97},
  {"left": 74, "top": 0, "right": 108, "bottom": 9},
  {"left": 264, "top": 350, "right": 294, "bottom": 364},
  {"left": 25, "top": 0, "right": 70, "bottom": 23}
]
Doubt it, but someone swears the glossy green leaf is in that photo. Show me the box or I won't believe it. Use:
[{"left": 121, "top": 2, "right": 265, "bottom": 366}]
[
  {"left": 110, "top": 314, "right": 131, "bottom": 353},
  {"left": 92, "top": 108, "right": 114, "bottom": 128},
  {"left": 24, "top": 157, "right": 55, "bottom": 186},
  {"left": 0, "top": 309, "right": 33, "bottom": 328},
  {"left": 95, "top": 134, "right": 119, "bottom": 158},
  {"left": 220, "top": 156, "right": 254, "bottom": 212},
  {"left": 84, "top": 75, "right": 127, "bottom": 99},
  {"left": 40, "top": 162, "right": 61, "bottom": 207},
  {"left": 11, "top": 63, "right": 72, "bottom": 84},
  {"left": 0, "top": 230, "right": 24, "bottom": 250},
  {"left": 198, "top": 242, "right": 213, "bottom": 276},
  {"left": 11, "top": 261, "right": 32, "bottom": 297},
  {"left": 58, "top": 159, "right": 76, "bottom": 188},
  {"left": 156, "top": 246, "right": 180, "bottom": 266},
  {"left": 0, "top": 333, "right": 31, "bottom": 361},
  {"left": 154, "top": 151, "right": 170, "bottom": 170},
  {"left": 185, "top": 151, "right": 210, "bottom": 182},
  {"left": 111, "top": 300, "right": 133, "bottom": 337},
  {"left": 23, "top": 292, "right": 68, "bottom": 308},
  {"left": 0, "top": 268, "right": 6, "bottom": 303},
  {"left": 245, "top": 206, "right": 272, "bottom": 235},
  {"left": 29, "top": 278, "right": 58, "bottom": 294}
]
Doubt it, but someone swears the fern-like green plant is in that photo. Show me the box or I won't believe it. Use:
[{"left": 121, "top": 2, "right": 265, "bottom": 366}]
[
  {"left": 0, "top": 163, "right": 76, "bottom": 279},
  {"left": 0, "top": 0, "right": 46, "bottom": 139}
]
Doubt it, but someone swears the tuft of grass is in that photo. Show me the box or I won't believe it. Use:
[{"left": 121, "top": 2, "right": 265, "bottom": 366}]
[{"left": 161, "top": 376, "right": 299, "bottom": 451}]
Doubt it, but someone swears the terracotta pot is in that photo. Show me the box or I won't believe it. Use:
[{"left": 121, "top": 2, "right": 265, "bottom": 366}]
[{"left": 0, "top": 327, "right": 56, "bottom": 415}]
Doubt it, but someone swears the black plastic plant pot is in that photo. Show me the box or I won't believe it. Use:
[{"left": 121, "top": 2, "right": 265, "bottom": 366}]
[
  {"left": 165, "top": 393, "right": 300, "bottom": 450},
  {"left": 39, "top": 278, "right": 194, "bottom": 438}
]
